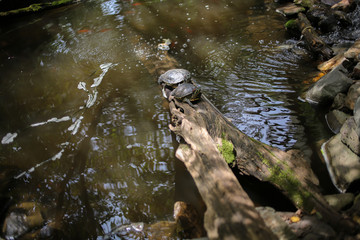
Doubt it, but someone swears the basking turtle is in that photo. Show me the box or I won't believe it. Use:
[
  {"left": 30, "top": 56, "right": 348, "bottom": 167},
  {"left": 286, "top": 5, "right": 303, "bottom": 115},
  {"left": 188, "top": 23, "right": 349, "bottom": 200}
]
[
  {"left": 158, "top": 69, "right": 191, "bottom": 98},
  {"left": 170, "top": 83, "right": 201, "bottom": 107}
]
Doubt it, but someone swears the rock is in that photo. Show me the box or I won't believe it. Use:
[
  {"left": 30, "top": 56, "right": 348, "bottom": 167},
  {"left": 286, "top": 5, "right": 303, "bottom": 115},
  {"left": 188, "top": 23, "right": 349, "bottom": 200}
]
[
  {"left": 331, "top": 92, "right": 347, "bottom": 109},
  {"left": 173, "top": 201, "right": 205, "bottom": 239},
  {"left": 2, "top": 202, "right": 45, "bottom": 239},
  {"left": 256, "top": 207, "right": 297, "bottom": 240},
  {"left": 322, "top": 134, "right": 360, "bottom": 192},
  {"left": 306, "top": 64, "right": 353, "bottom": 104},
  {"left": 325, "top": 109, "right": 350, "bottom": 133},
  {"left": 276, "top": 3, "right": 305, "bottom": 16},
  {"left": 345, "top": 82, "right": 360, "bottom": 110},
  {"left": 354, "top": 97, "right": 360, "bottom": 127},
  {"left": 351, "top": 62, "right": 360, "bottom": 79},
  {"left": 340, "top": 117, "right": 360, "bottom": 155},
  {"left": 324, "top": 193, "right": 354, "bottom": 211},
  {"left": 278, "top": 212, "right": 336, "bottom": 239}
]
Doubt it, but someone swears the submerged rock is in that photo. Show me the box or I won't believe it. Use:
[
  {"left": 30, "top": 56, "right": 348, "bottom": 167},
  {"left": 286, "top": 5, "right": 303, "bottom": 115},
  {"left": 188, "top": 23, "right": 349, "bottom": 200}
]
[
  {"left": 306, "top": 64, "right": 353, "bottom": 104},
  {"left": 322, "top": 134, "right": 360, "bottom": 192},
  {"left": 2, "top": 202, "right": 45, "bottom": 239}
]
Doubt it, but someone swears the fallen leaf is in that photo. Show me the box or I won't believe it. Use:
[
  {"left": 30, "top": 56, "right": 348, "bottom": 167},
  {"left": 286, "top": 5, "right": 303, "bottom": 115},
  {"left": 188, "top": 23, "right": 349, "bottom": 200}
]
[
  {"left": 132, "top": 2, "right": 142, "bottom": 6},
  {"left": 290, "top": 216, "right": 301, "bottom": 223}
]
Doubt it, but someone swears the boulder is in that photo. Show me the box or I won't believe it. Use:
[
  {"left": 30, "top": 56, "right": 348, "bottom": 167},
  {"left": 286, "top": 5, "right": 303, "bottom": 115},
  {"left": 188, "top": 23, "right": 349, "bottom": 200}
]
[
  {"left": 306, "top": 64, "right": 353, "bottom": 104},
  {"left": 322, "top": 134, "right": 360, "bottom": 192},
  {"left": 340, "top": 117, "right": 360, "bottom": 155},
  {"left": 324, "top": 193, "right": 355, "bottom": 211},
  {"left": 345, "top": 82, "right": 360, "bottom": 110},
  {"left": 325, "top": 109, "right": 350, "bottom": 133},
  {"left": 331, "top": 93, "right": 347, "bottom": 109}
]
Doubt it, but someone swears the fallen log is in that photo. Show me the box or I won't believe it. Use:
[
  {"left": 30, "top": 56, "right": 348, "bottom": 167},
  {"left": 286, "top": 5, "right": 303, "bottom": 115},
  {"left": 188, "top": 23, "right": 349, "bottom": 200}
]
[
  {"left": 130, "top": 28, "right": 358, "bottom": 237},
  {"left": 297, "top": 12, "right": 334, "bottom": 59}
]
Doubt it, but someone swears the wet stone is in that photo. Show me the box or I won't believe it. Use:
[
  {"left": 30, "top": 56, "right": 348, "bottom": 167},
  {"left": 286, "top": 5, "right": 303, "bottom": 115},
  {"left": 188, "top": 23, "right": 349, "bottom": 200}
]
[
  {"left": 322, "top": 134, "right": 360, "bottom": 192},
  {"left": 325, "top": 109, "right": 350, "bottom": 133},
  {"left": 306, "top": 65, "right": 353, "bottom": 104},
  {"left": 331, "top": 93, "right": 347, "bottom": 110},
  {"left": 340, "top": 117, "right": 360, "bottom": 155},
  {"left": 351, "top": 62, "right": 360, "bottom": 79},
  {"left": 345, "top": 82, "right": 360, "bottom": 110}
]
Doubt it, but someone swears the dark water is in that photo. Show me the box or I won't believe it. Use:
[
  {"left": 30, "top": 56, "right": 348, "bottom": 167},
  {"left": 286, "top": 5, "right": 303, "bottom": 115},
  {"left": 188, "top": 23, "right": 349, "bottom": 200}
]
[{"left": 0, "top": 0, "right": 335, "bottom": 239}]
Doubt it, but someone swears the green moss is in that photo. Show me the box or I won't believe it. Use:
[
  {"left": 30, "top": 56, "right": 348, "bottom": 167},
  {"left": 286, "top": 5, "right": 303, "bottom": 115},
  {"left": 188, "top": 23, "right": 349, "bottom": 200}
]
[
  {"left": 259, "top": 151, "right": 313, "bottom": 211},
  {"left": 218, "top": 138, "right": 235, "bottom": 165},
  {"left": 0, "top": 0, "right": 73, "bottom": 16},
  {"left": 285, "top": 19, "right": 298, "bottom": 30}
]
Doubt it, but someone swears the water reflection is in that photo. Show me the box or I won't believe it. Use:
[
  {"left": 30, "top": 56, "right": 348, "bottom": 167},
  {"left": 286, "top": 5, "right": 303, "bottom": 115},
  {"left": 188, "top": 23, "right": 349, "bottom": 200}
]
[{"left": 0, "top": 0, "right": 331, "bottom": 238}]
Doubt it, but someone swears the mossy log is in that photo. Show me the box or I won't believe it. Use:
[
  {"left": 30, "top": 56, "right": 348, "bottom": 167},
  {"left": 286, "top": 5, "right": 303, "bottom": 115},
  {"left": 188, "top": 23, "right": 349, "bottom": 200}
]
[
  {"left": 0, "top": 0, "right": 75, "bottom": 17},
  {"left": 297, "top": 12, "right": 333, "bottom": 59},
  {"left": 130, "top": 28, "right": 358, "bottom": 237}
]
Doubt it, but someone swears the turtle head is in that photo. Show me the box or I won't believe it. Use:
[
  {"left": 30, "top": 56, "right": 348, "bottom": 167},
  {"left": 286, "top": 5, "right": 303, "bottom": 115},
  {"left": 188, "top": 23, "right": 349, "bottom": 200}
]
[{"left": 190, "top": 88, "right": 201, "bottom": 101}]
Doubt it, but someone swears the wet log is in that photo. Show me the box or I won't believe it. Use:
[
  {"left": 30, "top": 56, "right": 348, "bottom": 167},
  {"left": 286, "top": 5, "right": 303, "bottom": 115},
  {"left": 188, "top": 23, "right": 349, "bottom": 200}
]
[{"left": 297, "top": 12, "right": 333, "bottom": 59}]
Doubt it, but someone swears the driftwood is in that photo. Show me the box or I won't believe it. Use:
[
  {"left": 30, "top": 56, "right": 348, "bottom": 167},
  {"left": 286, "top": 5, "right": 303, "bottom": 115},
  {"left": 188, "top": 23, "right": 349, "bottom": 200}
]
[
  {"left": 130, "top": 27, "right": 358, "bottom": 237},
  {"left": 297, "top": 12, "right": 333, "bottom": 59}
]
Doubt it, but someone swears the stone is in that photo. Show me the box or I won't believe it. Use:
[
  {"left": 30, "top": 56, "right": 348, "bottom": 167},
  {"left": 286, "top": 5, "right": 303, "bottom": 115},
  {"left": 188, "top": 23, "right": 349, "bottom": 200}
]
[
  {"left": 322, "top": 134, "right": 360, "bottom": 192},
  {"left": 351, "top": 62, "right": 360, "bottom": 79},
  {"left": 278, "top": 212, "right": 336, "bottom": 239},
  {"left": 2, "top": 202, "right": 45, "bottom": 239},
  {"left": 173, "top": 201, "right": 205, "bottom": 238},
  {"left": 345, "top": 82, "right": 360, "bottom": 110},
  {"left": 325, "top": 109, "right": 350, "bottom": 133},
  {"left": 256, "top": 207, "right": 297, "bottom": 240},
  {"left": 331, "top": 93, "right": 347, "bottom": 109},
  {"left": 276, "top": 3, "right": 305, "bottom": 16},
  {"left": 306, "top": 64, "right": 353, "bottom": 104},
  {"left": 353, "top": 96, "right": 360, "bottom": 128},
  {"left": 340, "top": 117, "right": 360, "bottom": 155},
  {"left": 324, "top": 193, "right": 355, "bottom": 211}
]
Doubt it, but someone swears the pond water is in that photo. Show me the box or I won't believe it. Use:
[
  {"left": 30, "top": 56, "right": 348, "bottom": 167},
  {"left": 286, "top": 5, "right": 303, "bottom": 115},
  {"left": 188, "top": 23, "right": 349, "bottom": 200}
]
[{"left": 0, "top": 0, "right": 335, "bottom": 239}]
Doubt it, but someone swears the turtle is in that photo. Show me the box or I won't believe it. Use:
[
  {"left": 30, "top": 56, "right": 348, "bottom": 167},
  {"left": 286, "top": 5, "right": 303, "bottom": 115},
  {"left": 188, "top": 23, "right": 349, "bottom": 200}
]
[
  {"left": 158, "top": 69, "right": 191, "bottom": 98},
  {"left": 170, "top": 83, "right": 201, "bottom": 107}
]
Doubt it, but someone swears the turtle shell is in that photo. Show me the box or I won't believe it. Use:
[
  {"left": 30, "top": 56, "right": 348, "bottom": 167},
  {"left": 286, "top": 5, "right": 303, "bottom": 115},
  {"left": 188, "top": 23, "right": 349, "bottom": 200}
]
[
  {"left": 158, "top": 69, "right": 191, "bottom": 85},
  {"left": 171, "top": 83, "right": 201, "bottom": 101}
]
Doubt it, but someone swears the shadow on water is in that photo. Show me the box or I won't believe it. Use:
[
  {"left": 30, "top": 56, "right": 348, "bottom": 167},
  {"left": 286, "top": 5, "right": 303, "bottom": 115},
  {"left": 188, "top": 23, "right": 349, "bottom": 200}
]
[{"left": 0, "top": 0, "right": 340, "bottom": 238}]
